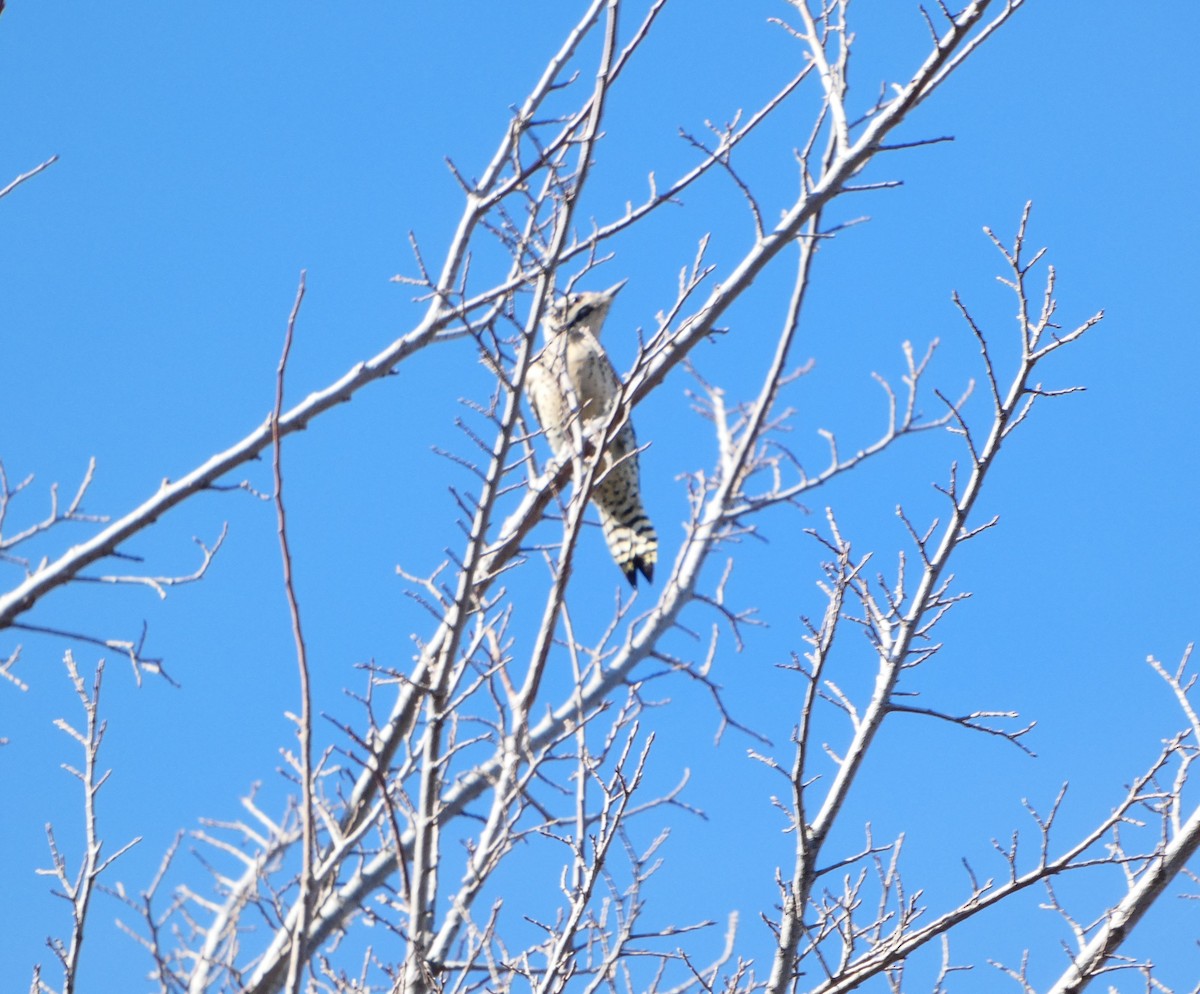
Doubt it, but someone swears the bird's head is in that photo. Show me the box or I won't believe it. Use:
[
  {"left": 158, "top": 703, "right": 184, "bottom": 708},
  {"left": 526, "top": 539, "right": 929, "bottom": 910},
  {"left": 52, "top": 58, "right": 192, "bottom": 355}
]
[{"left": 546, "top": 279, "right": 627, "bottom": 339}]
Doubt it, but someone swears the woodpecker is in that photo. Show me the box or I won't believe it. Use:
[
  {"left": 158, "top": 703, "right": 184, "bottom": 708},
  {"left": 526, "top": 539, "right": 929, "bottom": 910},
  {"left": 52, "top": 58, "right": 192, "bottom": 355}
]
[{"left": 526, "top": 280, "right": 658, "bottom": 586}]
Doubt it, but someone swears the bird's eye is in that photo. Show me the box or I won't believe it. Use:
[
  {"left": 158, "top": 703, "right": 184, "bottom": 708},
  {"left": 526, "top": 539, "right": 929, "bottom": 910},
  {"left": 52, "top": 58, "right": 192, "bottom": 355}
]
[{"left": 574, "top": 304, "right": 594, "bottom": 322}]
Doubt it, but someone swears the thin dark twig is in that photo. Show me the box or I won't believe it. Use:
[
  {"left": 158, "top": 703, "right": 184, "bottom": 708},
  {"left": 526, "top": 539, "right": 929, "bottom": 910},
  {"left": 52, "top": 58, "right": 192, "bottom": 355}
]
[{"left": 270, "top": 271, "right": 315, "bottom": 994}]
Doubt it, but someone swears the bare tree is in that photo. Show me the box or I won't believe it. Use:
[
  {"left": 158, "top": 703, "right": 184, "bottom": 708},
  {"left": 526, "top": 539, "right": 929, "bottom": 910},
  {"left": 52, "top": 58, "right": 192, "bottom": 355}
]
[{"left": 6, "top": 3, "right": 1199, "bottom": 994}]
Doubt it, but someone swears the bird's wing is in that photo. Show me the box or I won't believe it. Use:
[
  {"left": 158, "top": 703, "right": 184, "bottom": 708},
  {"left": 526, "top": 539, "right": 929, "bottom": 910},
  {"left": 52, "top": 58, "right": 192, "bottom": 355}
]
[
  {"left": 525, "top": 350, "right": 551, "bottom": 430},
  {"left": 576, "top": 331, "right": 623, "bottom": 417},
  {"left": 526, "top": 349, "right": 570, "bottom": 462}
]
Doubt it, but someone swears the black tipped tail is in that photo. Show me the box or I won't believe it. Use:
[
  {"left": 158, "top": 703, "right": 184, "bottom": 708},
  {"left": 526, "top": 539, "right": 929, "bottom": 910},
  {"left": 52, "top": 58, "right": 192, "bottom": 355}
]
[
  {"left": 598, "top": 497, "right": 658, "bottom": 589},
  {"left": 622, "top": 555, "right": 655, "bottom": 588}
]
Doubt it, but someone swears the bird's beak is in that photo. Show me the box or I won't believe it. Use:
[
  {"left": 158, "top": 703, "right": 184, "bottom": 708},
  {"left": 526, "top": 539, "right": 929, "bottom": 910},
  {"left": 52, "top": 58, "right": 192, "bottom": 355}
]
[{"left": 603, "top": 279, "right": 629, "bottom": 299}]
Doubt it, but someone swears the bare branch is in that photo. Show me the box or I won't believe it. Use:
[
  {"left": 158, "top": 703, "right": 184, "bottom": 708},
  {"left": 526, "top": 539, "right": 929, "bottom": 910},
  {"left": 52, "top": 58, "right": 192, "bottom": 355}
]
[
  {"left": 0, "top": 154, "right": 58, "bottom": 200},
  {"left": 35, "top": 653, "right": 140, "bottom": 994}
]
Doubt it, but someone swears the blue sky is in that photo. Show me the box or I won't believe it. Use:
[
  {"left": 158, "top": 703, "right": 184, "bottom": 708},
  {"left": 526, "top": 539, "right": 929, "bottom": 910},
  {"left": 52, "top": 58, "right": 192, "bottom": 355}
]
[{"left": 2, "top": 2, "right": 1199, "bottom": 991}]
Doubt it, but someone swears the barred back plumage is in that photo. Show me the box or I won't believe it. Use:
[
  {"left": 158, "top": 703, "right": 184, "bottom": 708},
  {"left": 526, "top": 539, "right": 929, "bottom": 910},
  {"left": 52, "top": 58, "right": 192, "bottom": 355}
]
[{"left": 526, "top": 281, "right": 658, "bottom": 586}]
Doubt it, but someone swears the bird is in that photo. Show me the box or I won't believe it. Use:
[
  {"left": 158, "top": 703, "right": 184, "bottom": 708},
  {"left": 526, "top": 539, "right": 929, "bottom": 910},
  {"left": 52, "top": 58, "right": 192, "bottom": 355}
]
[{"left": 526, "top": 280, "right": 658, "bottom": 587}]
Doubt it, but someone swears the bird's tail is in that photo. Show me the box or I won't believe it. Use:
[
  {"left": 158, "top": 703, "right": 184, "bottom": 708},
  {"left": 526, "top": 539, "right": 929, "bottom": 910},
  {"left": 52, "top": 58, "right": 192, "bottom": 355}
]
[{"left": 598, "top": 502, "right": 658, "bottom": 587}]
